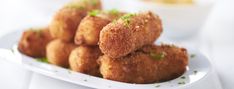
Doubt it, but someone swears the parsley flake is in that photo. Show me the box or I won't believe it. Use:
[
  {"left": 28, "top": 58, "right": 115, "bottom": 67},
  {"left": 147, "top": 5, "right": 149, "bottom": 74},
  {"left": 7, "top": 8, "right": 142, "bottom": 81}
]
[
  {"left": 193, "top": 70, "right": 198, "bottom": 74},
  {"left": 181, "top": 76, "right": 186, "bottom": 79},
  {"left": 155, "top": 85, "right": 161, "bottom": 87},
  {"left": 65, "top": 3, "right": 84, "bottom": 9},
  {"left": 36, "top": 57, "right": 49, "bottom": 63},
  {"left": 120, "top": 13, "right": 136, "bottom": 26},
  {"left": 88, "top": 10, "right": 101, "bottom": 16},
  {"left": 68, "top": 71, "right": 72, "bottom": 74},
  {"left": 108, "top": 9, "right": 119, "bottom": 15},
  {"left": 190, "top": 54, "right": 196, "bottom": 58},
  {"left": 149, "top": 51, "right": 166, "bottom": 60},
  {"left": 90, "top": 0, "right": 98, "bottom": 5},
  {"left": 178, "top": 81, "right": 186, "bottom": 85}
]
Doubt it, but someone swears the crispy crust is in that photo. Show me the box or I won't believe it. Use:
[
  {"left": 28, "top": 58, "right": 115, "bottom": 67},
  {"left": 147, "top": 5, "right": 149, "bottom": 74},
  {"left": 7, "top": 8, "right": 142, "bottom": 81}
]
[
  {"left": 18, "top": 28, "right": 53, "bottom": 58},
  {"left": 74, "top": 11, "right": 125, "bottom": 46},
  {"left": 49, "top": 0, "right": 101, "bottom": 41},
  {"left": 46, "top": 39, "right": 77, "bottom": 68},
  {"left": 99, "top": 44, "right": 188, "bottom": 84},
  {"left": 74, "top": 16, "right": 111, "bottom": 45},
  {"left": 99, "top": 11, "right": 163, "bottom": 58},
  {"left": 69, "top": 45, "right": 102, "bottom": 76}
]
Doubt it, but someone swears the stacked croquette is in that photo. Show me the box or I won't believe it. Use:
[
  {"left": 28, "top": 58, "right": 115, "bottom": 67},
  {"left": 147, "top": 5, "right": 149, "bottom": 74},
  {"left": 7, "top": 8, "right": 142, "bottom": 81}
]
[
  {"left": 98, "top": 12, "right": 188, "bottom": 83},
  {"left": 18, "top": 0, "right": 188, "bottom": 84}
]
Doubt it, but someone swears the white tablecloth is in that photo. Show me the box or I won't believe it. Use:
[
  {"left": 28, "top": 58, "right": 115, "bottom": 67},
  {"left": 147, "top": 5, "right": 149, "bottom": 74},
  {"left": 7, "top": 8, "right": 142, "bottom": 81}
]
[{"left": 0, "top": 0, "right": 234, "bottom": 89}]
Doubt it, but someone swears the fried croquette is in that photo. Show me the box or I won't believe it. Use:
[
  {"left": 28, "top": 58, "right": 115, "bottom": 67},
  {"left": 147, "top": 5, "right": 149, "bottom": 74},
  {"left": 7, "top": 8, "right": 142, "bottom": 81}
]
[
  {"left": 99, "top": 11, "right": 163, "bottom": 58},
  {"left": 98, "top": 44, "right": 188, "bottom": 84},
  {"left": 74, "top": 10, "right": 125, "bottom": 45},
  {"left": 69, "top": 45, "right": 102, "bottom": 76},
  {"left": 18, "top": 27, "right": 53, "bottom": 58},
  {"left": 46, "top": 39, "right": 77, "bottom": 68},
  {"left": 49, "top": 0, "right": 101, "bottom": 41}
]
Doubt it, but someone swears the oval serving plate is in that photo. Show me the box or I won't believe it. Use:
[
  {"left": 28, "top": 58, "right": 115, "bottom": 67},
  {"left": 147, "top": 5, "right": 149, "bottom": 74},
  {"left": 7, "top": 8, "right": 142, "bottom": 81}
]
[{"left": 0, "top": 30, "right": 212, "bottom": 89}]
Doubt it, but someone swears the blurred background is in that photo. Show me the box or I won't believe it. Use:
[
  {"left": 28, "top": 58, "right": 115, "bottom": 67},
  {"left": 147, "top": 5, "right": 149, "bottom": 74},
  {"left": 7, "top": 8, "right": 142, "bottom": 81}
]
[{"left": 0, "top": 0, "right": 234, "bottom": 89}]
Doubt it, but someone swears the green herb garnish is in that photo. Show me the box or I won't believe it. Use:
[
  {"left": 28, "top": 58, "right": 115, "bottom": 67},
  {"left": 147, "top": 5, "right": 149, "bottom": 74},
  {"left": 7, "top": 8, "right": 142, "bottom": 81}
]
[
  {"left": 155, "top": 85, "right": 161, "bottom": 87},
  {"left": 120, "top": 13, "right": 136, "bottom": 26},
  {"left": 178, "top": 81, "right": 186, "bottom": 85},
  {"left": 108, "top": 9, "right": 119, "bottom": 15},
  {"left": 181, "top": 76, "right": 186, "bottom": 79},
  {"left": 90, "top": 0, "right": 98, "bottom": 5},
  {"left": 190, "top": 54, "right": 196, "bottom": 58},
  {"left": 68, "top": 71, "right": 72, "bottom": 74},
  {"left": 193, "top": 70, "right": 198, "bottom": 74},
  {"left": 10, "top": 48, "right": 14, "bottom": 53},
  {"left": 82, "top": 0, "right": 98, "bottom": 6},
  {"left": 149, "top": 52, "right": 166, "bottom": 60},
  {"left": 88, "top": 10, "right": 101, "bottom": 16},
  {"left": 36, "top": 57, "right": 49, "bottom": 63},
  {"left": 65, "top": 3, "right": 85, "bottom": 9}
]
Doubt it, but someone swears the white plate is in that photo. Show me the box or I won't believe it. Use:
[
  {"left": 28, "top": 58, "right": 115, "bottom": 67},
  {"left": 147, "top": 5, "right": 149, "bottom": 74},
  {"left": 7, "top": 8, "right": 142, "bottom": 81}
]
[{"left": 0, "top": 30, "right": 214, "bottom": 89}]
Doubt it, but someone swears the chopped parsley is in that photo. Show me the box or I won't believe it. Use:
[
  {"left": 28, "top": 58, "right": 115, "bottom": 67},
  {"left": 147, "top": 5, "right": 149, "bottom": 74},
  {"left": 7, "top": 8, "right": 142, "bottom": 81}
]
[
  {"left": 68, "top": 71, "right": 72, "bottom": 74},
  {"left": 120, "top": 13, "right": 136, "bottom": 26},
  {"left": 193, "top": 70, "right": 198, "bottom": 74},
  {"left": 65, "top": 0, "right": 98, "bottom": 9},
  {"left": 36, "top": 57, "right": 49, "bottom": 63},
  {"left": 88, "top": 10, "right": 101, "bottom": 16},
  {"left": 149, "top": 51, "right": 166, "bottom": 60},
  {"left": 65, "top": 3, "right": 84, "bottom": 9},
  {"left": 180, "top": 76, "right": 186, "bottom": 79},
  {"left": 155, "top": 85, "right": 161, "bottom": 87},
  {"left": 178, "top": 81, "right": 186, "bottom": 85},
  {"left": 10, "top": 48, "right": 14, "bottom": 53},
  {"left": 190, "top": 54, "right": 196, "bottom": 58},
  {"left": 90, "top": 0, "right": 98, "bottom": 5},
  {"left": 82, "top": 0, "right": 98, "bottom": 6},
  {"left": 108, "top": 9, "right": 119, "bottom": 15}
]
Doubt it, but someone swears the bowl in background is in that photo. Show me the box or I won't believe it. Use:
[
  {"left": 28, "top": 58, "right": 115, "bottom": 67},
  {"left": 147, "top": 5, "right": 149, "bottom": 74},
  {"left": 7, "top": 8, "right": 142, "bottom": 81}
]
[{"left": 119, "top": 0, "right": 214, "bottom": 39}]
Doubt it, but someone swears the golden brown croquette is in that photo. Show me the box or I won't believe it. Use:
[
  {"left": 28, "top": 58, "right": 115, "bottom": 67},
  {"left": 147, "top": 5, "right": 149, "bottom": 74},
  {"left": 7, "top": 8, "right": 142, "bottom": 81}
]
[
  {"left": 69, "top": 45, "right": 102, "bottom": 76},
  {"left": 74, "top": 10, "right": 125, "bottom": 45},
  {"left": 99, "top": 11, "right": 163, "bottom": 58},
  {"left": 98, "top": 44, "right": 188, "bottom": 84},
  {"left": 49, "top": 0, "right": 101, "bottom": 41},
  {"left": 46, "top": 39, "right": 77, "bottom": 68},
  {"left": 18, "top": 27, "right": 53, "bottom": 58}
]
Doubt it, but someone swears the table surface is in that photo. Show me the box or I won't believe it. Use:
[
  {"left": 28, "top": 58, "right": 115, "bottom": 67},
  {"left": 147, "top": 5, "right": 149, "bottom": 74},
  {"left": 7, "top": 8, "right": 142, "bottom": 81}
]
[{"left": 0, "top": 0, "right": 234, "bottom": 89}]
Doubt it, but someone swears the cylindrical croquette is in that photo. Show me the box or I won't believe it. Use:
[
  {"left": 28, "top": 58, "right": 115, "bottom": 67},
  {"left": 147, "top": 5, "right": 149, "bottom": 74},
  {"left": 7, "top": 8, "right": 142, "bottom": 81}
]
[
  {"left": 18, "top": 27, "right": 53, "bottom": 58},
  {"left": 74, "top": 10, "right": 125, "bottom": 45},
  {"left": 69, "top": 45, "right": 102, "bottom": 76},
  {"left": 46, "top": 39, "right": 77, "bottom": 68},
  {"left": 49, "top": 0, "right": 101, "bottom": 41},
  {"left": 98, "top": 44, "right": 188, "bottom": 84},
  {"left": 99, "top": 11, "right": 163, "bottom": 58},
  {"left": 74, "top": 13, "right": 110, "bottom": 45}
]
